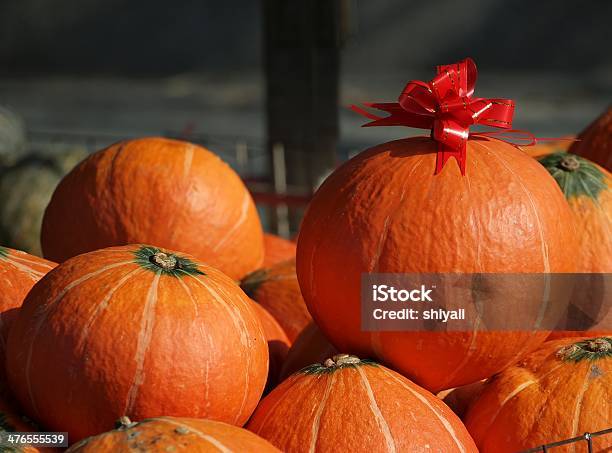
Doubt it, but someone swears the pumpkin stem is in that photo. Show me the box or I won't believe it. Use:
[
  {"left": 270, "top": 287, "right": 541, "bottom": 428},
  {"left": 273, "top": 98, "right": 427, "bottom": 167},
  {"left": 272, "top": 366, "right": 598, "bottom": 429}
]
[
  {"left": 325, "top": 354, "right": 362, "bottom": 367},
  {"left": 558, "top": 155, "right": 580, "bottom": 171},
  {"left": 115, "top": 416, "right": 137, "bottom": 429},
  {"left": 149, "top": 252, "right": 178, "bottom": 270},
  {"left": 557, "top": 337, "right": 612, "bottom": 363}
]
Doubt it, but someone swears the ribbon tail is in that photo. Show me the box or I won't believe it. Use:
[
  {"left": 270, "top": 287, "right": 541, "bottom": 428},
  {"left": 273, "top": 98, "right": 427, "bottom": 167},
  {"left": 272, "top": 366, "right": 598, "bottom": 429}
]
[
  {"left": 435, "top": 143, "right": 466, "bottom": 176},
  {"left": 349, "top": 104, "right": 384, "bottom": 122}
]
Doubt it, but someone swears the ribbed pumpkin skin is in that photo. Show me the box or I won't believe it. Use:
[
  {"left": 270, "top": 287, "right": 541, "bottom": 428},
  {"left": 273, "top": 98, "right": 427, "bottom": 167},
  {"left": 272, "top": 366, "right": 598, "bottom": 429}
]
[
  {"left": 263, "top": 233, "right": 297, "bottom": 267},
  {"left": 465, "top": 337, "right": 612, "bottom": 452},
  {"left": 0, "top": 246, "right": 55, "bottom": 314},
  {"left": 247, "top": 356, "right": 478, "bottom": 452},
  {"left": 250, "top": 300, "right": 290, "bottom": 391},
  {"left": 241, "top": 259, "right": 312, "bottom": 342},
  {"left": 6, "top": 245, "right": 268, "bottom": 442},
  {"left": 539, "top": 154, "right": 612, "bottom": 339},
  {"left": 297, "top": 137, "right": 577, "bottom": 392},
  {"left": 279, "top": 322, "right": 337, "bottom": 381},
  {"left": 41, "top": 137, "right": 264, "bottom": 279},
  {"left": 570, "top": 108, "right": 612, "bottom": 172},
  {"left": 67, "top": 417, "right": 281, "bottom": 452},
  {"left": 0, "top": 247, "right": 55, "bottom": 387}
]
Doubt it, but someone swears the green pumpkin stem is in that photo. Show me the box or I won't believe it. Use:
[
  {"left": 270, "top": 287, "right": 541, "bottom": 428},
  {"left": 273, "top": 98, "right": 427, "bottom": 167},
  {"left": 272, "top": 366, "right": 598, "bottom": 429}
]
[
  {"left": 134, "top": 246, "right": 204, "bottom": 278},
  {"left": 0, "top": 246, "right": 7, "bottom": 259},
  {"left": 538, "top": 152, "right": 607, "bottom": 201},
  {"left": 557, "top": 337, "right": 612, "bottom": 363}
]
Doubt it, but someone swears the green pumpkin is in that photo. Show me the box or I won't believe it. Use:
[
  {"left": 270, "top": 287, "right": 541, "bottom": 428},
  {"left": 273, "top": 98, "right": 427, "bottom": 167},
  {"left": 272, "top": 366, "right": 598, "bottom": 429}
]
[
  {"left": 0, "top": 107, "right": 26, "bottom": 167},
  {"left": 0, "top": 145, "right": 88, "bottom": 256}
]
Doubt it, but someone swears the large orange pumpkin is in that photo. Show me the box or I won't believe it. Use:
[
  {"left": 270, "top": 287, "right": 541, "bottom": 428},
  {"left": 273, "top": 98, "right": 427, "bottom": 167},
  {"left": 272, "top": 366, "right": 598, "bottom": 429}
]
[
  {"left": 465, "top": 336, "right": 612, "bottom": 452},
  {"left": 538, "top": 153, "right": 611, "bottom": 339},
  {"left": 247, "top": 354, "right": 478, "bottom": 452},
  {"left": 67, "top": 416, "right": 281, "bottom": 452},
  {"left": 250, "top": 300, "right": 290, "bottom": 391},
  {"left": 6, "top": 245, "right": 268, "bottom": 441},
  {"left": 297, "top": 137, "right": 577, "bottom": 392},
  {"left": 263, "top": 233, "right": 297, "bottom": 267},
  {"left": 279, "top": 322, "right": 337, "bottom": 381},
  {"left": 241, "top": 258, "right": 311, "bottom": 342},
  {"left": 0, "top": 246, "right": 55, "bottom": 388},
  {"left": 41, "top": 137, "right": 264, "bottom": 279},
  {"left": 570, "top": 107, "right": 612, "bottom": 172}
]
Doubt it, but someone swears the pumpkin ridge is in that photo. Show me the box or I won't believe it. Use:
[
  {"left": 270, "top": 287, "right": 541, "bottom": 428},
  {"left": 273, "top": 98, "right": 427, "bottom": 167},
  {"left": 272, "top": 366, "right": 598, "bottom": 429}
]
[
  {"left": 133, "top": 246, "right": 204, "bottom": 277},
  {"left": 539, "top": 152, "right": 607, "bottom": 201},
  {"left": 556, "top": 337, "right": 612, "bottom": 363},
  {"left": 380, "top": 366, "right": 467, "bottom": 452}
]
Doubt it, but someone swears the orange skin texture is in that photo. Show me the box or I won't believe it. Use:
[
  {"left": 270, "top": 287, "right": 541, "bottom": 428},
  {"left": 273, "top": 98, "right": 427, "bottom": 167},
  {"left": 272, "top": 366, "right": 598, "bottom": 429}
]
[
  {"left": 41, "top": 137, "right": 264, "bottom": 279},
  {"left": 565, "top": 163, "right": 612, "bottom": 273},
  {"left": 465, "top": 337, "right": 612, "bottom": 452},
  {"left": 297, "top": 137, "right": 578, "bottom": 392},
  {"left": 0, "top": 247, "right": 55, "bottom": 388},
  {"left": 548, "top": 162, "right": 612, "bottom": 340},
  {"left": 279, "top": 322, "right": 338, "bottom": 381},
  {"left": 6, "top": 245, "right": 268, "bottom": 442},
  {"left": 247, "top": 360, "right": 478, "bottom": 452},
  {"left": 250, "top": 299, "right": 290, "bottom": 391},
  {"left": 570, "top": 107, "right": 612, "bottom": 172},
  {"left": 66, "top": 417, "right": 281, "bottom": 452},
  {"left": 241, "top": 258, "right": 312, "bottom": 342},
  {"left": 263, "top": 233, "right": 297, "bottom": 267}
]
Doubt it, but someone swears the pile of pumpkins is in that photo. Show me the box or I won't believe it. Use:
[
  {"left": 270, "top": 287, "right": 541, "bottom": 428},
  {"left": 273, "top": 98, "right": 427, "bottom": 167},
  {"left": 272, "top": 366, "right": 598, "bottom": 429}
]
[{"left": 0, "top": 107, "right": 610, "bottom": 453}]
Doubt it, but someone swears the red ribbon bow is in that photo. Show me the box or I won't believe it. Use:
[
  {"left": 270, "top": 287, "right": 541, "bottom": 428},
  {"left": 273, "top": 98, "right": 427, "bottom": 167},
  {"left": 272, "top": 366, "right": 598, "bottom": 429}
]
[{"left": 351, "top": 58, "right": 525, "bottom": 175}]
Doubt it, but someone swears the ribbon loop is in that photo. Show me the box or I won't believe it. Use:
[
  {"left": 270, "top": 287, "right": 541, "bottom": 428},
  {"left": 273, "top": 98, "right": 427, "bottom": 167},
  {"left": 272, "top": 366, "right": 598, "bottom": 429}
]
[{"left": 351, "top": 58, "right": 516, "bottom": 175}]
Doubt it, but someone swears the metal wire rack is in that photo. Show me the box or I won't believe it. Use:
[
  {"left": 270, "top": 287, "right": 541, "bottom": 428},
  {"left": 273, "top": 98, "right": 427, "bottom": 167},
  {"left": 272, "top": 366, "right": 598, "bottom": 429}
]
[{"left": 521, "top": 428, "right": 612, "bottom": 452}]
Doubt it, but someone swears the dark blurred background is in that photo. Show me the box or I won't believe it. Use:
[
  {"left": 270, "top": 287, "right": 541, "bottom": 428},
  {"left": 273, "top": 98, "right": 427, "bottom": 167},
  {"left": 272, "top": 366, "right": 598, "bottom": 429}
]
[{"left": 0, "top": 0, "right": 611, "bottom": 236}]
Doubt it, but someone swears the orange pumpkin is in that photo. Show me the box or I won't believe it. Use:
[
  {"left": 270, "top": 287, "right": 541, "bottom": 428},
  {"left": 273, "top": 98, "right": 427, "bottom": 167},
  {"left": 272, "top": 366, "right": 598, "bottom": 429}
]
[
  {"left": 250, "top": 300, "right": 290, "bottom": 391},
  {"left": 570, "top": 107, "right": 612, "bottom": 172},
  {"left": 241, "top": 258, "right": 311, "bottom": 342},
  {"left": 6, "top": 245, "right": 268, "bottom": 442},
  {"left": 279, "top": 322, "right": 337, "bottom": 381},
  {"left": 41, "top": 137, "right": 264, "bottom": 279},
  {"left": 0, "top": 246, "right": 55, "bottom": 387},
  {"left": 247, "top": 354, "right": 478, "bottom": 452},
  {"left": 538, "top": 153, "right": 611, "bottom": 340},
  {"left": 465, "top": 336, "right": 612, "bottom": 452},
  {"left": 66, "top": 416, "right": 281, "bottom": 452},
  {"left": 263, "top": 233, "right": 297, "bottom": 267},
  {"left": 297, "top": 137, "right": 577, "bottom": 392}
]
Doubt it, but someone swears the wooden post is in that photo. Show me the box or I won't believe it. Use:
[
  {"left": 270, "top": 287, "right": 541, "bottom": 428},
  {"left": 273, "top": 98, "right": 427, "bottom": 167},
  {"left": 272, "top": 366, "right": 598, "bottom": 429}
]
[{"left": 263, "top": 0, "right": 346, "bottom": 232}]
